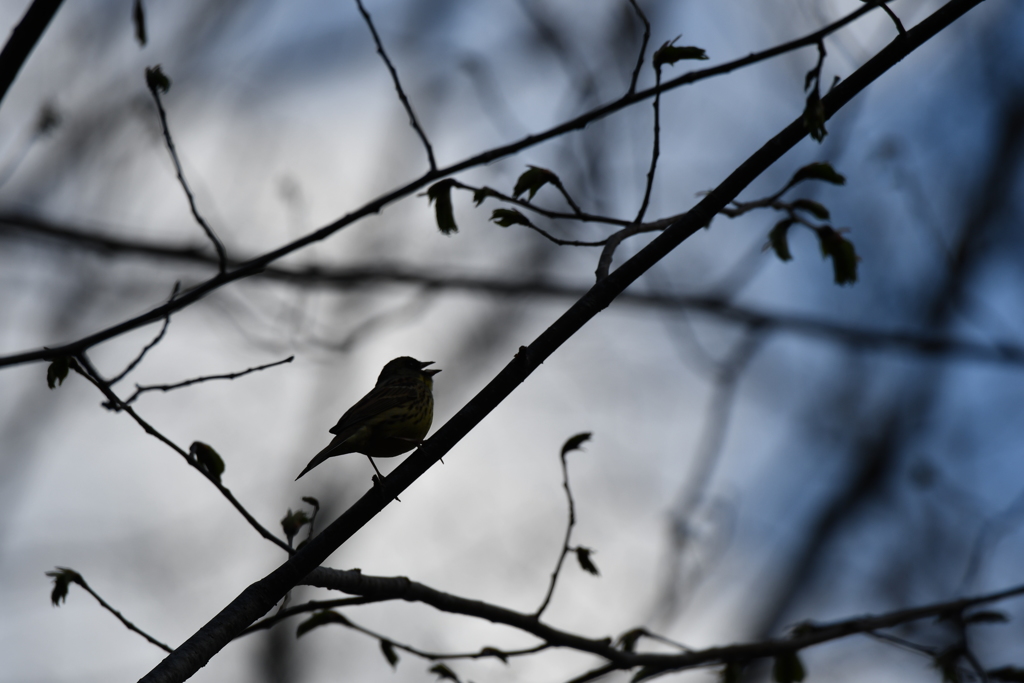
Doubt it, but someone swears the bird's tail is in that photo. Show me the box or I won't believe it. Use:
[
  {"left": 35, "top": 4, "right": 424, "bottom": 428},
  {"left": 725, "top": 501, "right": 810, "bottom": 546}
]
[{"left": 295, "top": 442, "right": 336, "bottom": 480}]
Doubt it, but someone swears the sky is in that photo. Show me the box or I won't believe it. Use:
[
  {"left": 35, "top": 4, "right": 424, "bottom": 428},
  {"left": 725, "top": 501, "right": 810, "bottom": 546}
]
[{"left": 1, "top": 1, "right": 1023, "bottom": 682}]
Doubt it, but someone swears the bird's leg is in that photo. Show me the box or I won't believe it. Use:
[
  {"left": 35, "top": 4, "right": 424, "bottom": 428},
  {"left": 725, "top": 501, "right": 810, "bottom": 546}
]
[
  {"left": 367, "top": 456, "right": 401, "bottom": 502},
  {"left": 365, "top": 454, "right": 386, "bottom": 481}
]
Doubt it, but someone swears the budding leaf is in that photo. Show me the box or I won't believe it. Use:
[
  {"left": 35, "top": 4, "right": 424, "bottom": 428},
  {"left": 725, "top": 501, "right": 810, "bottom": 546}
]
[
  {"left": 301, "top": 496, "right": 320, "bottom": 511},
  {"left": 767, "top": 219, "right": 794, "bottom": 262},
  {"left": 280, "top": 509, "right": 311, "bottom": 545},
  {"left": 296, "top": 610, "right": 351, "bottom": 637},
  {"left": 772, "top": 651, "right": 806, "bottom": 683},
  {"left": 473, "top": 187, "right": 495, "bottom": 206},
  {"left": 803, "top": 91, "right": 827, "bottom": 142},
  {"left": 815, "top": 227, "right": 858, "bottom": 285},
  {"left": 490, "top": 208, "right": 532, "bottom": 228},
  {"left": 132, "top": 0, "right": 147, "bottom": 46},
  {"left": 429, "top": 663, "right": 461, "bottom": 682},
  {"left": 427, "top": 179, "right": 458, "bottom": 235},
  {"left": 791, "top": 199, "right": 830, "bottom": 220},
  {"left": 561, "top": 432, "right": 592, "bottom": 458},
  {"left": 47, "top": 356, "right": 70, "bottom": 389},
  {"left": 189, "top": 441, "right": 225, "bottom": 482},
  {"left": 575, "top": 546, "right": 600, "bottom": 575},
  {"left": 380, "top": 639, "right": 399, "bottom": 668},
  {"left": 45, "top": 567, "right": 83, "bottom": 606},
  {"left": 789, "top": 162, "right": 845, "bottom": 187},
  {"left": 144, "top": 65, "right": 171, "bottom": 94},
  {"left": 513, "top": 165, "right": 559, "bottom": 201},
  {"left": 653, "top": 38, "right": 708, "bottom": 68}
]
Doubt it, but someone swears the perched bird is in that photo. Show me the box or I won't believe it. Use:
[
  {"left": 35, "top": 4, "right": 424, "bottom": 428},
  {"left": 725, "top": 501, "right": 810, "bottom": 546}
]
[{"left": 296, "top": 356, "right": 440, "bottom": 481}]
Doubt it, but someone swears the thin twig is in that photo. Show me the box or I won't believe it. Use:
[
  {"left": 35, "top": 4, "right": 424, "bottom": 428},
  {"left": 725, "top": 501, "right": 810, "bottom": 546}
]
[
  {"left": 535, "top": 444, "right": 581, "bottom": 618},
  {"left": 453, "top": 180, "right": 629, "bottom": 227},
  {"left": 108, "top": 282, "right": 179, "bottom": 386},
  {"left": 241, "top": 597, "right": 383, "bottom": 635},
  {"left": 120, "top": 355, "right": 294, "bottom": 406},
  {"left": 146, "top": 80, "right": 228, "bottom": 272},
  {"left": 626, "top": 0, "right": 651, "bottom": 95},
  {"left": 51, "top": 569, "right": 173, "bottom": 652},
  {"left": 296, "top": 609, "right": 549, "bottom": 662},
  {"left": 71, "top": 354, "right": 292, "bottom": 553},
  {"left": 355, "top": 0, "right": 437, "bottom": 171},
  {"left": 871, "top": 0, "right": 907, "bottom": 35},
  {"left": 634, "top": 62, "right": 661, "bottom": 224}
]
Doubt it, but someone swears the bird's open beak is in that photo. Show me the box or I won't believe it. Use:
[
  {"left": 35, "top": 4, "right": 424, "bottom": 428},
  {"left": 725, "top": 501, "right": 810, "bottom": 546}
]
[{"left": 419, "top": 360, "right": 441, "bottom": 376}]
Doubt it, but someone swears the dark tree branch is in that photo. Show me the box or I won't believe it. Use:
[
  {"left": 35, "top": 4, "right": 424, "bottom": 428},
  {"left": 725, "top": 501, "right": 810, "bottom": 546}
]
[
  {"left": 118, "top": 355, "right": 294, "bottom": 408},
  {"left": 146, "top": 75, "right": 228, "bottom": 273},
  {"left": 69, "top": 355, "right": 292, "bottom": 553},
  {"left": 300, "top": 566, "right": 1024, "bottom": 677},
  {"left": 0, "top": 1, "right": 892, "bottom": 371},
  {"left": 137, "top": 5, "right": 990, "bottom": 679},
  {"left": 355, "top": 0, "right": 437, "bottom": 171},
  {"left": 0, "top": 0, "right": 63, "bottom": 107}
]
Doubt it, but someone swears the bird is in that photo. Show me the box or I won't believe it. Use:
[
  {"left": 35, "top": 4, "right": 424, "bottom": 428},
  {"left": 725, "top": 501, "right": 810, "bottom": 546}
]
[{"left": 295, "top": 356, "right": 440, "bottom": 481}]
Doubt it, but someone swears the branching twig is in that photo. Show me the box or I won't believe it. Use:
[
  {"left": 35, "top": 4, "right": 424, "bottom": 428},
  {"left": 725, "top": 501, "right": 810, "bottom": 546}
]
[
  {"left": 355, "top": 0, "right": 437, "bottom": 171},
  {"left": 302, "top": 566, "right": 1024, "bottom": 675},
  {"left": 70, "top": 354, "right": 292, "bottom": 553},
  {"left": 869, "top": 0, "right": 907, "bottom": 36},
  {"left": 146, "top": 74, "right": 228, "bottom": 272},
  {"left": 118, "top": 355, "right": 294, "bottom": 407},
  {"left": 241, "top": 596, "right": 382, "bottom": 635},
  {"left": 626, "top": 0, "right": 651, "bottom": 95}
]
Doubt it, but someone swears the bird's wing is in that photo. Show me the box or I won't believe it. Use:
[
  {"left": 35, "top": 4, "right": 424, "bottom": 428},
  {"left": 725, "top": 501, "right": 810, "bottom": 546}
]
[{"left": 327, "top": 383, "right": 422, "bottom": 439}]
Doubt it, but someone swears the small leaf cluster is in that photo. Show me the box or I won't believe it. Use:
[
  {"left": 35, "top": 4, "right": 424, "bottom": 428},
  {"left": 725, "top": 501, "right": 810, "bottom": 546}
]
[
  {"left": 280, "top": 496, "right": 319, "bottom": 549},
  {"left": 763, "top": 162, "right": 858, "bottom": 285},
  {"left": 45, "top": 567, "right": 84, "bottom": 606}
]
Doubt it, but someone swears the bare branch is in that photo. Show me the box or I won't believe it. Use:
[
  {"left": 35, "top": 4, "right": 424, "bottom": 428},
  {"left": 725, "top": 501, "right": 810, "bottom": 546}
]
[
  {"left": 146, "top": 72, "right": 228, "bottom": 272},
  {"left": 634, "top": 63, "right": 662, "bottom": 224},
  {"left": 355, "top": 0, "right": 437, "bottom": 171},
  {"left": 119, "top": 355, "right": 294, "bottom": 407},
  {"left": 0, "top": 0, "right": 64, "bottom": 107},
  {"left": 626, "top": 0, "right": 651, "bottom": 95}
]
